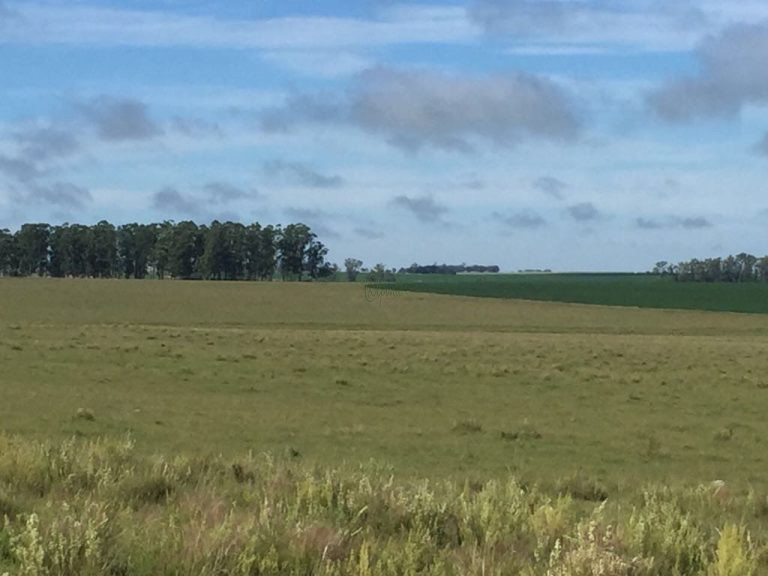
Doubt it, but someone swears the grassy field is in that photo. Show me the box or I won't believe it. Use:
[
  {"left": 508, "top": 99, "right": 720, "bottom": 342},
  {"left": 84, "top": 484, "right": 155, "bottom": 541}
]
[
  {"left": 2, "top": 278, "right": 768, "bottom": 486},
  {"left": 2, "top": 278, "right": 768, "bottom": 573},
  {"left": 374, "top": 273, "right": 768, "bottom": 314}
]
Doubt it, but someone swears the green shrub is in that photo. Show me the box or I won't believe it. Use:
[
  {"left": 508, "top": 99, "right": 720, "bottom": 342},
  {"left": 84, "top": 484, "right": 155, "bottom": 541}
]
[{"left": 710, "top": 524, "right": 756, "bottom": 576}]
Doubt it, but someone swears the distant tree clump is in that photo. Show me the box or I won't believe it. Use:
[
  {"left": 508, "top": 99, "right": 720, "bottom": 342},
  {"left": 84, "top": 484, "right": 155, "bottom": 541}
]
[
  {"left": 0, "top": 220, "right": 333, "bottom": 281},
  {"left": 368, "top": 263, "right": 397, "bottom": 282},
  {"left": 400, "top": 263, "right": 500, "bottom": 275},
  {"left": 344, "top": 258, "right": 363, "bottom": 282},
  {"left": 652, "top": 253, "right": 768, "bottom": 283}
]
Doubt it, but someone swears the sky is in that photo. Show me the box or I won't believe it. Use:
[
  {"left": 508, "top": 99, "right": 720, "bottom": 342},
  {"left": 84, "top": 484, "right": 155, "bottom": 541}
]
[{"left": 1, "top": 1, "right": 768, "bottom": 271}]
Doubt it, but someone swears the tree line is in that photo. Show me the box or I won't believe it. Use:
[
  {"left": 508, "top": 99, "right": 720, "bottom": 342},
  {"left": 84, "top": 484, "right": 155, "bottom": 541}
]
[
  {"left": 0, "top": 220, "right": 335, "bottom": 281},
  {"left": 652, "top": 253, "right": 768, "bottom": 282},
  {"left": 400, "top": 263, "right": 500, "bottom": 275}
]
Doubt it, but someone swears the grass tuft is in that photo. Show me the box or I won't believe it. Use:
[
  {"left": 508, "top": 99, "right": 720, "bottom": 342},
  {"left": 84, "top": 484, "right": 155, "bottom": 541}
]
[
  {"left": 451, "top": 419, "right": 483, "bottom": 434},
  {"left": 74, "top": 408, "right": 95, "bottom": 422}
]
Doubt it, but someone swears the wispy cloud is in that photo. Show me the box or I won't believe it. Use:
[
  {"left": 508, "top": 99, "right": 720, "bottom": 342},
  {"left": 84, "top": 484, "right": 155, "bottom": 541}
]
[
  {"left": 261, "top": 50, "right": 372, "bottom": 78},
  {"left": 354, "top": 226, "right": 385, "bottom": 239},
  {"left": 533, "top": 176, "right": 567, "bottom": 200},
  {"left": 14, "top": 126, "right": 80, "bottom": 162},
  {"left": 11, "top": 181, "right": 92, "bottom": 209},
  {"left": 151, "top": 186, "right": 199, "bottom": 215},
  {"left": 150, "top": 181, "right": 257, "bottom": 216},
  {"left": 567, "top": 202, "right": 600, "bottom": 222},
  {"left": 0, "top": 3, "right": 477, "bottom": 50},
  {"left": 467, "top": 0, "right": 711, "bottom": 52},
  {"left": 680, "top": 216, "right": 713, "bottom": 229},
  {"left": 0, "top": 155, "right": 41, "bottom": 182},
  {"left": 492, "top": 210, "right": 547, "bottom": 229},
  {"left": 282, "top": 207, "right": 340, "bottom": 238},
  {"left": 635, "top": 215, "right": 714, "bottom": 230},
  {"left": 75, "top": 96, "right": 162, "bottom": 142},
  {"left": 391, "top": 194, "right": 448, "bottom": 223},
  {"left": 203, "top": 182, "right": 256, "bottom": 203},
  {"left": 263, "top": 160, "right": 345, "bottom": 189}
]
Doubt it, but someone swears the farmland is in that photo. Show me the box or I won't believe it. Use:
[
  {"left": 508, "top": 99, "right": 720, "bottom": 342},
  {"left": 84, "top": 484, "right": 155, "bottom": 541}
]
[
  {"left": 2, "top": 277, "right": 768, "bottom": 573},
  {"left": 375, "top": 272, "right": 768, "bottom": 314}
]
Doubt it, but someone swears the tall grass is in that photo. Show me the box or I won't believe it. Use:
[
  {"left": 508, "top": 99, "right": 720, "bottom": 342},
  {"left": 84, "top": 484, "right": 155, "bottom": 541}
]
[{"left": 0, "top": 435, "right": 765, "bottom": 575}]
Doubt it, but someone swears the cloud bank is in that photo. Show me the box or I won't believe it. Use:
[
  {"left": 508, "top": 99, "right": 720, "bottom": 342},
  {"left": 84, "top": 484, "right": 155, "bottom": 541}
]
[{"left": 263, "top": 67, "right": 581, "bottom": 152}]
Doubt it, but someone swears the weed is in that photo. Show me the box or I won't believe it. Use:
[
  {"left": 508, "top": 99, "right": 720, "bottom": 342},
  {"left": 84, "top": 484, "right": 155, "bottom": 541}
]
[
  {"left": 556, "top": 472, "right": 609, "bottom": 502},
  {"left": 74, "top": 409, "right": 95, "bottom": 422},
  {"left": 500, "top": 420, "right": 542, "bottom": 441},
  {"left": 451, "top": 420, "right": 483, "bottom": 434},
  {"left": 122, "top": 475, "right": 174, "bottom": 506},
  {"left": 715, "top": 428, "right": 734, "bottom": 442}
]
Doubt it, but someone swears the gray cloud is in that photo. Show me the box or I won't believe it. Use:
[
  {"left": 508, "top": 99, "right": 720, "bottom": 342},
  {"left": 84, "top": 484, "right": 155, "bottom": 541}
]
[
  {"left": 0, "top": 123, "right": 88, "bottom": 209},
  {"left": 31, "top": 182, "right": 91, "bottom": 208},
  {"left": 756, "top": 133, "right": 768, "bottom": 157},
  {"left": 636, "top": 217, "right": 664, "bottom": 230},
  {"left": 0, "top": 155, "right": 41, "bottom": 182},
  {"left": 391, "top": 194, "right": 448, "bottom": 223},
  {"left": 283, "top": 207, "right": 340, "bottom": 238},
  {"left": 263, "top": 160, "right": 345, "bottom": 189},
  {"left": 493, "top": 210, "right": 546, "bottom": 229},
  {"left": 151, "top": 187, "right": 198, "bottom": 215},
  {"left": 649, "top": 22, "right": 768, "bottom": 121},
  {"left": 533, "top": 176, "right": 566, "bottom": 199},
  {"left": 76, "top": 96, "right": 162, "bottom": 141},
  {"left": 635, "top": 216, "right": 713, "bottom": 230},
  {"left": 151, "top": 182, "right": 255, "bottom": 216},
  {"left": 263, "top": 66, "right": 581, "bottom": 152},
  {"left": 203, "top": 182, "right": 256, "bottom": 203},
  {"left": 354, "top": 226, "right": 385, "bottom": 239},
  {"left": 14, "top": 126, "right": 80, "bottom": 162},
  {"left": 680, "top": 216, "right": 713, "bottom": 229},
  {"left": 567, "top": 202, "right": 600, "bottom": 221},
  {"left": 283, "top": 207, "right": 328, "bottom": 221},
  {"left": 171, "top": 116, "right": 222, "bottom": 138},
  {"left": 262, "top": 93, "right": 345, "bottom": 133},
  {"left": 463, "top": 175, "right": 485, "bottom": 190},
  {"left": 12, "top": 181, "right": 92, "bottom": 209}
]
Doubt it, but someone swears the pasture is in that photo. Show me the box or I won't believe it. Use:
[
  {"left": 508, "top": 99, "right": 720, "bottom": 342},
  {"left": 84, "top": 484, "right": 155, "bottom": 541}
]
[
  {"left": 2, "top": 278, "right": 768, "bottom": 489},
  {"left": 3, "top": 278, "right": 768, "bottom": 573}
]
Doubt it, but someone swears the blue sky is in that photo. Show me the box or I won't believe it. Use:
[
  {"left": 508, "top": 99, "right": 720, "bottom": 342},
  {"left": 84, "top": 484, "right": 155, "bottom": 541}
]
[{"left": 1, "top": 0, "right": 768, "bottom": 271}]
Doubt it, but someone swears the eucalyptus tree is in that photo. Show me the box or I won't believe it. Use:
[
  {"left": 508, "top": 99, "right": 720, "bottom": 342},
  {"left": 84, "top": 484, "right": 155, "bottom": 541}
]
[
  {"left": 0, "top": 228, "right": 16, "bottom": 276},
  {"left": 14, "top": 223, "right": 50, "bottom": 276}
]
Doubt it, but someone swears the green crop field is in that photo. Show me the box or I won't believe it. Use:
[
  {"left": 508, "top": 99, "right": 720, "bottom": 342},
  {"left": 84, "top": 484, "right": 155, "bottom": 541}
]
[
  {"left": 374, "top": 273, "right": 768, "bottom": 314},
  {"left": 2, "top": 278, "right": 768, "bottom": 574}
]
